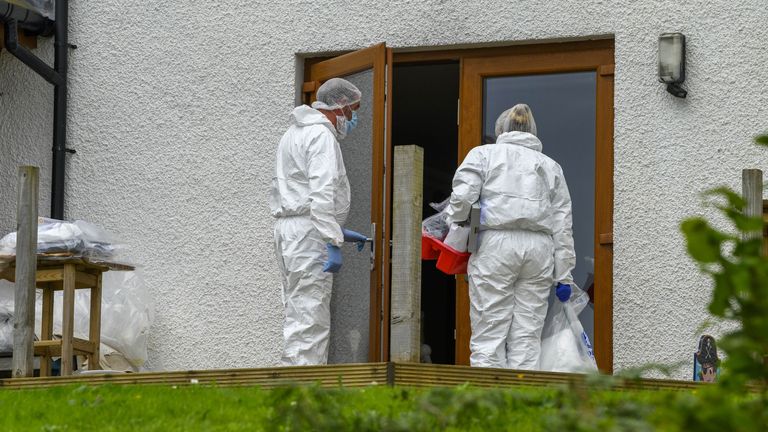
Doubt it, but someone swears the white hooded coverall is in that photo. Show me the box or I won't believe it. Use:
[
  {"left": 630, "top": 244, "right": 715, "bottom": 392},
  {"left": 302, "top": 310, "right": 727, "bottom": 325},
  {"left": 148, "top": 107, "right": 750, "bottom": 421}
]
[
  {"left": 445, "top": 131, "right": 576, "bottom": 370},
  {"left": 270, "top": 105, "right": 351, "bottom": 365}
]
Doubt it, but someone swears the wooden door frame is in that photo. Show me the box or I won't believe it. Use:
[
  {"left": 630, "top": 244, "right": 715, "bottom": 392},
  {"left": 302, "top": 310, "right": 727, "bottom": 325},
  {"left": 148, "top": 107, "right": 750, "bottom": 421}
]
[
  {"left": 303, "top": 43, "right": 391, "bottom": 362},
  {"left": 456, "top": 40, "right": 615, "bottom": 372},
  {"left": 301, "top": 39, "right": 615, "bottom": 370}
]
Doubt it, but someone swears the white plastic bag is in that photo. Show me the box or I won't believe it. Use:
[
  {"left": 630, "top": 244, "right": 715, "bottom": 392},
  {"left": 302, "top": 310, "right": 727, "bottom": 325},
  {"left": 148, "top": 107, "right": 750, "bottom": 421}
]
[
  {"left": 443, "top": 223, "right": 470, "bottom": 252},
  {"left": 539, "top": 285, "right": 597, "bottom": 373}
]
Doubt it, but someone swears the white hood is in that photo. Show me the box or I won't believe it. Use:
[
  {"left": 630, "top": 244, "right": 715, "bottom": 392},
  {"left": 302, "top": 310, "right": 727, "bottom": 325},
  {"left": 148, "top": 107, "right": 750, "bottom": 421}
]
[
  {"left": 290, "top": 105, "right": 336, "bottom": 135},
  {"left": 496, "top": 131, "right": 543, "bottom": 152},
  {"left": 272, "top": 104, "right": 350, "bottom": 247}
]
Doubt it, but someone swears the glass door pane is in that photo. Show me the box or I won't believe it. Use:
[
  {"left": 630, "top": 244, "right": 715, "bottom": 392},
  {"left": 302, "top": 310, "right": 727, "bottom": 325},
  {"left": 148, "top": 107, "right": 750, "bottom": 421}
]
[
  {"left": 483, "top": 72, "right": 597, "bottom": 342},
  {"left": 306, "top": 42, "right": 388, "bottom": 363},
  {"left": 328, "top": 69, "right": 374, "bottom": 364}
]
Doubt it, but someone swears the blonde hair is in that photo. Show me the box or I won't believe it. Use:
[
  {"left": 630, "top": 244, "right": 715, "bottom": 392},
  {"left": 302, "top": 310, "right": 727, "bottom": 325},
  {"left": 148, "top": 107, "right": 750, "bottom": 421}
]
[{"left": 494, "top": 104, "right": 537, "bottom": 137}]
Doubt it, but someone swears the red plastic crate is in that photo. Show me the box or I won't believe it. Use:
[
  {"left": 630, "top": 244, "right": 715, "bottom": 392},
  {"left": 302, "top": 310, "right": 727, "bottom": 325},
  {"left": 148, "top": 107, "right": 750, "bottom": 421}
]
[
  {"left": 421, "top": 233, "right": 471, "bottom": 275},
  {"left": 421, "top": 234, "right": 440, "bottom": 260}
]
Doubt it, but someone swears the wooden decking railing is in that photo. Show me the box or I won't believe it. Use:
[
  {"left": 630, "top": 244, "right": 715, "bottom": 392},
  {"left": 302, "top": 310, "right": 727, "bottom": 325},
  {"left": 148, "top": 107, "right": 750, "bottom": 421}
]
[{"left": 0, "top": 362, "right": 704, "bottom": 391}]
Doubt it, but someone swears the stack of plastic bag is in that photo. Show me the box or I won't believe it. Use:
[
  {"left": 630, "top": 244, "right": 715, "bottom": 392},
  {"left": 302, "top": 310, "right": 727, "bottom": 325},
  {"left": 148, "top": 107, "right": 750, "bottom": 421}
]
[
  {"left": 539, "top": 284, "right": 598, "bottom": 373},
  {"left": 0, "top": 217, "right": 147, "bottom": 370},
  {"left": 0, "top": 218, "right": 124, "bottom": 263}
]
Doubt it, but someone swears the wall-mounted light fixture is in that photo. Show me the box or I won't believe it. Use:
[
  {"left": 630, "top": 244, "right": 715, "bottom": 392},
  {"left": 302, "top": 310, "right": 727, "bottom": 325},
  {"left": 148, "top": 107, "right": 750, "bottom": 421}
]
[{"left": 658, "top": 33, "right": 687, "bottom": 98}]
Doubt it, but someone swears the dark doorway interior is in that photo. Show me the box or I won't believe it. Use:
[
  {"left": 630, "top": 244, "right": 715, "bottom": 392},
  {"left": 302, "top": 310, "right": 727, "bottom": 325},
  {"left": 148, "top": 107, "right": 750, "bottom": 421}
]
[{"left": 392, "top": 62, "right": 459, "bottom": 364}]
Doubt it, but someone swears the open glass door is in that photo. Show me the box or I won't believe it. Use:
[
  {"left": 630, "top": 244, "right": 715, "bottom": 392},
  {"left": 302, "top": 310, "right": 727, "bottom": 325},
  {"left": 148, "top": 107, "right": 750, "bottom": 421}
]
[
  {"left": 303, "top": 43, "right": 392, "bottom": 363},
  {"left": 458, "top": 41, "right": 614, "bottom": 371}
]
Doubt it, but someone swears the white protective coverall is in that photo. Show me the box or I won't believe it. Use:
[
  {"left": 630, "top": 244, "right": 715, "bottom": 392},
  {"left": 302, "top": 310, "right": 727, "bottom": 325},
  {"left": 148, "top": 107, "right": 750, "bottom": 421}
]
[
  {"left": 445, "top": 131, "right": 575, "bottom": 369},
  {"left": 270, "top": 104, "right": 351, "bottom": 365}
]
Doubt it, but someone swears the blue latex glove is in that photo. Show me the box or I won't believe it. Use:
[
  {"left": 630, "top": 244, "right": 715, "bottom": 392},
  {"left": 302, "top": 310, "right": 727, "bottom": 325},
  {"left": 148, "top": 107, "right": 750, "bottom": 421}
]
[
  {"left": 342, "top": 228, "right": 368, "bottom": 252},
  {"left": 323, "top": 244, "right": 342, "bottom": 273},
  {"left": 556, "top": 283, "right": 572, "bottom": 302}
]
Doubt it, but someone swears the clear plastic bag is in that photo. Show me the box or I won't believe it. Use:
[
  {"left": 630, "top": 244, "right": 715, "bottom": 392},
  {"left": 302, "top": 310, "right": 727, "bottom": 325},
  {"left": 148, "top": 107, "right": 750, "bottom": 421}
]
[
  {"left": 72, "top": 220, "right": 125, "bottom": 261},
  {"left": 0, "top": 218, "right": 125, "bottom": 263},
  {"left": 0, "top": 295, "right": 12, "bottom": 353},
  {"left": 95, "top": 270, "right": 153, "bottom": 368},
  {"left": 539, "top": 285, "right": 598, "bottom": 373},
  {"left": 429, "top": 198, "right": 450, "bottom": 213},
  {"left": 29, "top": 270, "right": 154, "bottom": 369},
  {"left": 422, "top": 198, "right": 451, "bottom": 240},
  {"left": 7, "top": 1, "right": 55, "bottom": 20}
]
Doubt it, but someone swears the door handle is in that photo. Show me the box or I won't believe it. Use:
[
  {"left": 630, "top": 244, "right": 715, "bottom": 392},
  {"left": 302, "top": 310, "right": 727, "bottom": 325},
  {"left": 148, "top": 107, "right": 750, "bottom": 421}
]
[{"left": 369, "top": 222, "right": 377, "bottom": 272}]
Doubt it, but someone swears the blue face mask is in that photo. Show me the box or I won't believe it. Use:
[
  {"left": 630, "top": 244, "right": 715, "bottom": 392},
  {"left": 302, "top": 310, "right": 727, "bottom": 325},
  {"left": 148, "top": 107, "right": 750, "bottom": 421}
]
[{"left": 347, "top": 110, "right": 359, "bottom": 132}]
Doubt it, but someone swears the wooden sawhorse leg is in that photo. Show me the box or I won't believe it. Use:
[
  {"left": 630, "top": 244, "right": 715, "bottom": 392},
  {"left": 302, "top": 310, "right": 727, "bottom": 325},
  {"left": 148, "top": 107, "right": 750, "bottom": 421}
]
[
  {"left": 88, "top": 273, "right": 102, "bottom": 370},
  {"left": 60, "top": 264, "right": 76, "bottom": 376},
  {"left": 39, "top": 284, "right": 54, "bottom": 377}
]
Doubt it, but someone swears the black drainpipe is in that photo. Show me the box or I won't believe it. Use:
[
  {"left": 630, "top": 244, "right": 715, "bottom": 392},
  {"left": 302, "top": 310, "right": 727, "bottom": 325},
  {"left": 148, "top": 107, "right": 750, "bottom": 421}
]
[
  {"left": 1, "top": 1, "right": 70, "bottom": 219},
  {"left": 50, "top": 0, "right": 69, "bottom": 220}
]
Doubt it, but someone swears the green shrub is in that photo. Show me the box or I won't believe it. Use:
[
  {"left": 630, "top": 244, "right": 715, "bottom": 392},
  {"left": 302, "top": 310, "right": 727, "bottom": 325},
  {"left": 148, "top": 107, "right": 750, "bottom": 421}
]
[
  {"left": 545, "top": 132, "right": 768, "bottom": 431},
  {"left": 680, "top": 133, "right": 768, "bottom": 390}
]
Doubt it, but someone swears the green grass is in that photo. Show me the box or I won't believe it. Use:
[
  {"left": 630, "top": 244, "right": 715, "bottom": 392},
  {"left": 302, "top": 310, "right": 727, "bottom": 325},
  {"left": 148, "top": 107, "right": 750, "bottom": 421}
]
[
  {"left": 0, "top": 382, "right": 764, "bottom": 431},
  {"left": 0, "top": 384, "right": 557, "bottom": 432}
]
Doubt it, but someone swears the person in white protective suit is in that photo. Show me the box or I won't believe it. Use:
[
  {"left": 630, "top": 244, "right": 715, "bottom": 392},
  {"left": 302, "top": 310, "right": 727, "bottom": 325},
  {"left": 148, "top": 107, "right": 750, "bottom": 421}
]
[
  {"left": 271, "top": 78, "right": 369, "bottom": 366},
  {"left": 445, "top": 104, "right": 576, "bottom": 370}
]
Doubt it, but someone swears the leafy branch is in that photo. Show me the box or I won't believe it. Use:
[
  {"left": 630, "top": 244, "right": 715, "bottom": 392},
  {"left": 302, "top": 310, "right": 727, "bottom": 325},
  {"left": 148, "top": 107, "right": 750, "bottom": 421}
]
[{"left": 680, "top": 133, "right": 768, "bottom": 388}]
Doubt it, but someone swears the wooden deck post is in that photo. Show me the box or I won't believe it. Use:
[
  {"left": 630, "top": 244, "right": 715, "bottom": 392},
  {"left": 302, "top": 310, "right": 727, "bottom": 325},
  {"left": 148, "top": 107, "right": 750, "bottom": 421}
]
[
  {"left": 742, "top": 169, "right": 763, "bottom": 242},
  {"left": 390, "top": 146, "right": 424, "bottom": 362},
  {"left": 12, "top": 166, "right": 39, "bottom": 378}
]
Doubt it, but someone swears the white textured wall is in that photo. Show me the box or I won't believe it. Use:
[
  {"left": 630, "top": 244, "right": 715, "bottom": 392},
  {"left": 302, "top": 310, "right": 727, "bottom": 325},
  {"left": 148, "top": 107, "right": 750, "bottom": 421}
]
[
  {"left": 1, "top": 0, "right": 767, "bottom": 378},
  {"left": 0, "top": 40, "right": 52, "bottom": 233}
]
